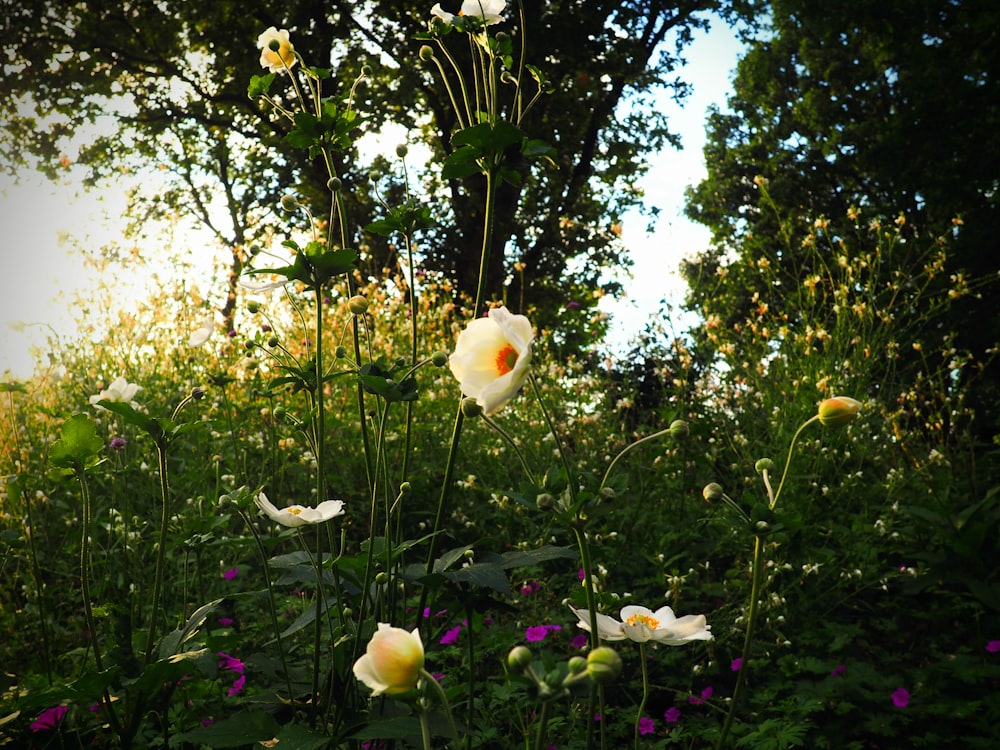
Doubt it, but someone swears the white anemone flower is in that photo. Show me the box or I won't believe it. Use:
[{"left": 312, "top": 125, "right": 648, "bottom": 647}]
[
  {"left": 253, "top": 491, "right": 345, "bottom": 528},
  {"left": 571, "top": 604, "right": 713, "bottom": 645},
  {"left": 256, "top": 27, "right": 297, "bottom": 74},
  {"left": 89, "top": 376, "right": 142, "bottom": 410},
  {"left": 188, "top": 317, "right": 214, "bottom": 347},
  {"left": 448, "top": 305, "right": 533, "bottom": 416},
  {"left": 431, "top": 0, "right": 506, "bottom": 26}
]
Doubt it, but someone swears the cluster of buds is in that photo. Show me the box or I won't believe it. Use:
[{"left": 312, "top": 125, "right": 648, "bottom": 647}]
[{"left": 505, "top": 643, "right": 622, "bottom": 703}]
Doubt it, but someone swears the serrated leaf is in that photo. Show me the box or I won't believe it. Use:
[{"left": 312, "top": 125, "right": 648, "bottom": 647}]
[
  {"left": 248, "top": 73, "right": 275, "bottom": 98},
  {"left": 49, "top": 413, "right": 104, "bottom": 468}
]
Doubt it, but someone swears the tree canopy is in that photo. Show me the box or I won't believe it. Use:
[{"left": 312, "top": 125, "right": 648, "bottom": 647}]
[
  {"left": 2, "top": 0, "right": 745, "bottom": 349},
  {"left": 682, "top": 0, "right": 1000, "bottom": 433}
]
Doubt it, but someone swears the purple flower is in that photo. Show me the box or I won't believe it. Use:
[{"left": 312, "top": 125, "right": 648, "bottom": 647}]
[
  {"left": 222, "top": 567, "right": 239, "bottom": 580},
  {"left": 638, "top": 716, "right": 655, "bottom": 735},
  {"left": 217, "top": 652, "right": 245, "bottom": 673},
  {"left": 217, "top": 617, "right": 234, "bottom": 627},
  {"left": 520, "top": 581, "right": 541, "bottom": 596},
  {"left": 688, "top": 686, "right": 712, "bottom": 705},
  {"left": 109, "top": 436, "right": 128, "bottom": 452},
  {"left": 831, "top": 663, "right": 846, "bottom": 677},
  {"left": 570, "top": 633, "right": 589, "bottom": 649},
  {"left": 892, "top": 688, "right": 910, "bottom": 708},
  {"left": 578, "top": 568, "right": 586, "bottom": 581},
  {"left": 731, "top": 657, "right": 743, "bottom": 671},
  {"left": 986, "top": 640, "right": 1000, "bottom": 653},
  {"left": 440, "top": 626, "right": 462, "bottom": 646},
  {"left": 227, "top": 673, "right": 246, "bottom": 697},
  {"left": 525, "top": 625, "right": 549, "bottom": 642},
  {"left": 664, "top": 706, "right": 681, "bottom": 723},
  {"left": 30, "top": 705, "right": 67, "bottom": 732}
]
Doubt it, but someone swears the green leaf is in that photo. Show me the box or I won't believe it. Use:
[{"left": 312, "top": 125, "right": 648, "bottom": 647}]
[
  {"left": 170, "top": 710, "right": 281, "bottom": 748},
  {"left": 247, "top": 73, "right": 275, "bottom": 99},
  {"left": 49, "top": 413, "right": 104, "bottom": 468},
  {"left": 95, "top": 400, "right": 166, "bottom": 440},
  {"left": 158, "top": 598, "right": 224, "bottom": 659}
]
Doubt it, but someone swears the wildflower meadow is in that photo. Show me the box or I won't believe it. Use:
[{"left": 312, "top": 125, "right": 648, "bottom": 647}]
[{"left": 2, "top": 2, "right": 999, "bottom": 749}]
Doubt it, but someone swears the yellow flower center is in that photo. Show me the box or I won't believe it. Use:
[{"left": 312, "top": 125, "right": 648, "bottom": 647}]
[
  {"left": 495, "top": 344, "right": 517, "bottom": 375},
  {"left": 287, "top": 508, "right": 302, "bottom": 515},
  {"left": 625, "top": 613, "right": 660, "bottom": 630}
]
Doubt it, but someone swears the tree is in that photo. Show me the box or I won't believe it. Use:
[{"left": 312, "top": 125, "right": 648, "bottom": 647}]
[
  {"left": 1, "top": 0, "right": 741, "bottom": 351},
  {"left": 682, "top": 0, "right": 1000, "bottom": 433}
]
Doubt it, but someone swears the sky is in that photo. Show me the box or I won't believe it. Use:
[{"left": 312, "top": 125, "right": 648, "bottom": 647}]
[{"left": 0, "top": 19, "right": 743, "bottom": 379}]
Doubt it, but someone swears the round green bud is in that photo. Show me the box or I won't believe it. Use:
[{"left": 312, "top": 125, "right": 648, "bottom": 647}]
[
  {"left": 460, "top": 397, "right": 484, "bottom": 418},
  {"left": 272, "top": 406, "right": 287, "bottom": 421},
  {"left": 348, "top": 295, "right": 369, "bottom": 315},
  {"left": 246, "top": 300, "right": 261, "bottom": 314},
  {"left": 327, "top": 176, "right": 342, "bottom": 192},
  {"left": 249, "top": 244, "right": 261, "bottom": 256},
  {"left": 374, "top": 572, "right": 389, "bottom": 585},
  {"left": 586, "top": 647, "right": 623, "bottom": 685},
  {"left": 463, "top": 549, "right": 475, "bottom": 558},
  {"left": 335, "top": 345, "right": 348, "bottom": 359},
  {"left": 341, "top": 607, "right": 353, "bottom": 618},
  {"left": 418, "top": 45, "right": 435, "bottom": 62},
  {"left": 568, "top": 656, "right": 588, "bottom": 675},
  {"left": 268, "top": 336, "right": 279, "bottom": 348},
  {"left": 191, "top": 386, "right": 205, "bottom": 400},
  {"left": 217, "top": 494, "right": 232, "bottom": 509},
  {"left": 507, "top": 645, "right": 533, "bottom": 672},
  {"left": 279, "top": 193, "right": 300, "bottom": 212},
  {"left": 669, "top": 419, "right": 690, "bottom": 440},
  {"left": 702, "top": 482, "right": 724, "bottom": 502},
  {"left": 395, "top": 143, "right": 409, "bottom": 158},
  {"left": 243, "top": 340, "right": 255, "bottom": 351},
  {"left": 431, "top": 351, "right": 449, "bottom": 367},
  {"left": 600, "top": 486, "right": 616, "bottom": 499},
  {"left": 536, "top": 492, "right": 555, "bottom": 510},
  {"left": 818, "top": 396, "right": 862, "bottom": 428},
  {"left": 268, "top": 39, "right": 281, "bottom": 52},
  {"left": 399, "top": 481, "right": 411, "bottom": 495},
  {"left": 754, "top": 458, "right": 775, "bottom": 474}
]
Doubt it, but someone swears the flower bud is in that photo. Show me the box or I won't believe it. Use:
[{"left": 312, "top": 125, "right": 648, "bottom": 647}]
[
  {"left": 335, "top": 345, "right": 348, "bottom": 359},
  {"left": 348, "top": 295, "right": 369, "bottom": 315},
  {"left": 327, "top": 177, "right": 342, "bottom": 192},
  {"left": 669, "top": 419, "right": 690, "bottom": 440},
  {"left": 375, "top": 572, "right": 389, "bottom": 585},
  {"left": 507, "top": 645, "right": 533, "bottom": 673},
  {"left": 536, "top": 493, "right": 555, "bottom": 510},
  {"left": 431, "top": 351, "right": 449, "bottom": 367},
  {"left": 817, "top": 396, "right": 862, "bottom": 428},
  {"left": 567, "top": 656, "right": 588, "bottom": 675},
  {"left": 395, "top": 143, "right": 409, "bottom": 158},
  {"left": 246, "top": 300, "right": 261, "bottom": 314},
  {"left": 418, "top": 45, "right": 435, "bottom": 62},
  {"left": 702, "top": 483, "right": 724, "bottom": 502},
  {"left": 268, "top": 336, "right": 279, "bottom": 348},
  {"left": 273, "top": 406, "right": 287, "bottom": 421},
  {"left": 399, "top": 481, "right": 411, "bottom": 495},
  {"left": 460, "top": 397, "right": 484, "bottom": 418},
  {"left": 600, "top": 486, "right": 616, "bottom": 499},
  {"left": 268, "top": 38, "right": 281, "bottom": 52},
  {"left": 754, "top": 458, "right": 774, "bottom": 474},
  {"left": 279, "top": 193, "right": 300, "bottom": 212},
  {"left": 353, "top": 624, "right": 424, "bottom": 696},
  {"left": 191, "top": 386, "right": 205, "bottom": 400},
  {"left": 586, "top": 647, "right": 622, "bottom": 685},
  {"left": 249, "top": 244, "right": 261, "bottom": 257}
]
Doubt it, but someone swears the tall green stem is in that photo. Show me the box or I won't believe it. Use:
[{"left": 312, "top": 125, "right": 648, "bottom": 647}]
[
  {"left": 634, "top": 642, "right": 650, "bottom": 750},
  {"left": 474, "top": 169, "right": 500, "bottom": 315},
  {"left": 143, "top": 440, "right": 171, "bottom": 665}
]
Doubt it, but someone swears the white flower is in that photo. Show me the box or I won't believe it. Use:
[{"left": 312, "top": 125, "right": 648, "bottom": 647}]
[
  {"left": 253, "top": 491, "right": 345, "bottom": 527},
  {"left": 256, "top": 27, "right": 297, "bottom": 74},
  {"left": 571, "top": 604, "right": 712, "bottom": 646},
  {"left": 188, "top": 317, "right": 214, "bottom": 347},
  {"left": 239, "top": 273, "right": 290, "bottom": 293},
  {"left": 431, "top": 0, "right": 506, "bottom": 26},
  {"left": 448, "top": 305, "right": 533, "bottom": 415},
  {"left": 89, "top": 376, "right": 142, "bottom": 410},
  {"left": 353, "top": 623, "right": 425, "bottom": 696}
]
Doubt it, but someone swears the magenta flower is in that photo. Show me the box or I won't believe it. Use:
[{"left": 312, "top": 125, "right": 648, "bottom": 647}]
[
  {"left": 520, "top": 581, "right": 541, "bottom": 596},
  {"left": 570, "top": 633, "right": 588, "bottom": 649},
  {"left": 986, "top": 640, "right": 1000, "bottom": 653},
  {"left": 30, "top": 705, "right": 67, "bottom": 732},
  {"left": 831, "top": 663, "right": 846, "bottom": 677},
  {"left": 227, "top": 673, "right": 246, "bottom": 697},
  {"left": 892, "top": 687, "right": 910, "bottom": 708},
  {"left": 638, "top": 716, "right": 655, "bottom": 735},
  {"left": 217, "top": 617, "right": 234, "bottom": 627},
  {"left": 217, "top": 653, "right": 245, "bottom": 673},
  {"left": 664, "top": 706, "right": 681, "bottom": 723},
  {"left": 525, "top": 625, "right": 549, "bottom": 642},
  {"left": 109, "top": 436, "right": 128, "bottom": 451},
  {"left": 440, "top": 626, "right": 461, "bottom": 646},
  {"left": 689, "top": 686, "right": 712, "bottom": 704},
  {"left": 223, "top": 567, "right": 239, "bottom": 580},
  {"left": 731, "top": 657, "right": 743, "bottom": 671}
]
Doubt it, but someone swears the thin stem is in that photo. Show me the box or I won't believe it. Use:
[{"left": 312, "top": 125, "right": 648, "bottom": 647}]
[
  {"left": 771, "top": 416, "right": 818, "bottom": 508},
  {"left": 482, "top": 414, "right": 538, "bottom": 484},
  {"left": 634, "top": 642, "right": 650, "bottom": 750},
  {"left": 598, "top": 427, "right": 673, "bottom": 492},
  {"left": 143, "top": 439, "right": 171, "bottom": 665},
  {"left": 532, "top": 701, "right": 551, "bottom": 750},
  {"left": 421, "top": 668, "right": 459, "bottom": 741},
  {"left": 715, "top": 534, "right": 766, "bottom": 749},
  {"left": 474, "top": 168, "right": 500, "bottom": 316}
]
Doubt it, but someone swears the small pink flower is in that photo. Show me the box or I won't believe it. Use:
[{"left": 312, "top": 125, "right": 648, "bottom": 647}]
[
  {"left": 440, "top": 626, "right": 461, "bottom": 646},
  {"left": 227, "top": 673, "right": 246, "bottom": 697},
  {"left": 30, "top": 705, "right": 67, "bottom": 732},
  {"left": 217, "top": 652, "right": 245, "bottom": 673},
  {"left": 892, "top": 688, "right": 910, "bottom": 708},
  {"left": 831, "top": 663, "right": 846, "bottom": 677},
  {"left": 223, "top": 567, "right": 239, "bottom": 580},
  {"left": 664, "top": 706, "right": 681, "bottom": 723},
  {"left": 731, "top": 657, "right": 743, "bottom": 671},
  {"left": 217, "top": 617, "right": 234, "bottom": 627},
  {"left": 638, "top": 716, "right": 655, "bottom": 735},
  {"left": 986, "top": 640, "right": 1000, "bottom": 653},
  {"left": 570, "top": 634, "right": 588, "bottom": 649},
  {"left": 525, "top": 625, "right": 549, "bottom": 642},
  {"left": 688, "top": 686, "right": 712, "bottom": 705}
]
